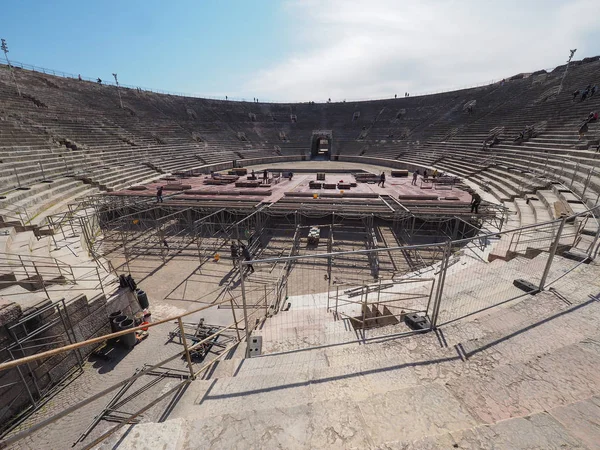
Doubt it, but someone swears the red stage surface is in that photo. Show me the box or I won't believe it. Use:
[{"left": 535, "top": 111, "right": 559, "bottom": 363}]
[{"left": 110, "top": 171, "right": 472, "bottom": 206}]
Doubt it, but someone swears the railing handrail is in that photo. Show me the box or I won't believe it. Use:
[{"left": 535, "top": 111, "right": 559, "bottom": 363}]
[
  {"left": 0, "top": 289, "right": 237, "bottom": 373},
  {"left": 0, "top": 58, "right": 527, "bottom": 104}
]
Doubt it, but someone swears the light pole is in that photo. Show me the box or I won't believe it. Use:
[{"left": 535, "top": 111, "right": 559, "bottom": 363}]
[
  {"left": 112, "top": 72, "right": 123, "bottom": 108},
  {"left": 1, "top": 38, "right": 21, "bottom": 97},
  {"left": 557, "top": 49, "right": 576, "bottom": 95}
]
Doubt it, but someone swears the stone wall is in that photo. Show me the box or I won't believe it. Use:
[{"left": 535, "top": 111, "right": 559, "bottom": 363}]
[{"left": 0, "top": 291, "right": 136, "bottom": 430}]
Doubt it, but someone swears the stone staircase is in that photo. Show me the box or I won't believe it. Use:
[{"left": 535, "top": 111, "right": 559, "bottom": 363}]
[{"left": 99, "top": 254, "right": 600, "bottom": 449}]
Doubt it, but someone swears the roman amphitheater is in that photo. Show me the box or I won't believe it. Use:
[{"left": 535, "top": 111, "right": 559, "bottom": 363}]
[{"left": 1, "top": 56, "right": 600, "bottom": 449}]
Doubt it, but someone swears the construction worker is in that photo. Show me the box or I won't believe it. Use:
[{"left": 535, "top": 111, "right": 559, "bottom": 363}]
[
  {"left": 240, "top": 244, "right": 255, "bottom": 273},
  {"left": 470, "top": 191, "right": 482, "bottom": 214},
  {"left": 230, "top": 242, "right": 239, "bottom": 266}
]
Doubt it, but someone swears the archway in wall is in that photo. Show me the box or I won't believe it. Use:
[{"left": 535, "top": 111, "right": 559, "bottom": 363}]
[{"left": 310, "top": 131, "right": 332, "bottom": 160}]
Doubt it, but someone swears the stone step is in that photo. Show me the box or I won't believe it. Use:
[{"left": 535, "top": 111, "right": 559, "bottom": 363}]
[
  {"left": 445, "top": 336, "right": 600, "bottom": 426},
  {"left": 380, "top": 408, "right": 596, "bottom": 450}
]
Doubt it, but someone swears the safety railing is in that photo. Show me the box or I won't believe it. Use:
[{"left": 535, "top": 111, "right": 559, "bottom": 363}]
[
  {"left": 237, "top": 204, "right": 600, "bottom": 349},
  {"left": 0, "top": 291, "right": 266, "bottom": 448},
  {"left": 1, "top": 203, "right": 599, "bottom": 447},
  {"left": 2, "top": 59, "right": 506, "bottom": 103}
]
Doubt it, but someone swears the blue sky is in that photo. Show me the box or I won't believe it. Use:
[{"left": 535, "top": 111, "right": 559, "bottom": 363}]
[
  {"left": 2, "top": 0, "right": 600, "bottom": 102},
  {"left": 2, "top": 0, "right": 287, "bottom": 98}
]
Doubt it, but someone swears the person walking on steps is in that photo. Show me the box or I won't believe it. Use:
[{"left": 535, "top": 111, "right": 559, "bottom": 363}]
[
  {"left": 378, "top": 172, "right": 386, "bottom": 187},
  {"left": 240, "top": 244, "right": 254, "bottom": 273},
  {"left": 156, "top": 185, "right": 164, "bottom": 203},
  {"left": 412, "top": 170, "right": 418, "bottom": 186},
  {"left": 470, "top": 191, "right": 482, "bottom": 214}
]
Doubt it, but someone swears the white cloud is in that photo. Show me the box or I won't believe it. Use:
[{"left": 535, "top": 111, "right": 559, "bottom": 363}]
[{"left": 241, "top": 0, "right": 600, "bottom": 102}]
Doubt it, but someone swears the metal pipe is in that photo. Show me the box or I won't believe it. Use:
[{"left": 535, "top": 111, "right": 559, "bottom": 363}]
[
  {"left": 13, "top": 165, "right": 21, "bottom": 188},
  {"left": 582, "top": 167, "right": 594, "bottom": 198},
  {"left": 238, "top": 259, "right": 251, "bottom": 351},
  {"left": 229, "top": 295, "right": 242, "bottom": 341},
  {"left": 570, "top": 162, "right": 579, "bottom": 189},
  {"left": 430, "top": 242, "right": 451, "bottom": 328},
  {"left": 33, "top": 263, "right": 50, "bottom": 300},
  {"left": 177, "top": 318, "right": 196, "bottom": 380},
  {"left": 0, "top": 294, "right": 236, "bottom": 373},
  {"left": 82, "top": 380, "right": 189, "bottom": 450},
  {"left": 264, "top": 285, "right": 268, "bottom": 315},
  {"left": 538, "top": 218, "right": 567, "bottom": 290}
]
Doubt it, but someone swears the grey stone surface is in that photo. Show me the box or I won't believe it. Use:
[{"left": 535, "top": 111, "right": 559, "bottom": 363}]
[
  {"left": 376, "top": 411, "right": 590, "bottom": 449},
  {"left": 0, "top": 299, "right": 22, "bottom": 326},
  {"left": 550, "top": 396, "right": 600, "bottom": 450},
  {"left": 446, "top": 342, "right": 600, "bottom": 424},
  {"left": 357, "top": 383, "right": 478, "bottom": 445}
]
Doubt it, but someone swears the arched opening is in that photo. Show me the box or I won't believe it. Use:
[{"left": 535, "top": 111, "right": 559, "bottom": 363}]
[{"left": 310, "top": 136, "right": 331, "bottom": 160}]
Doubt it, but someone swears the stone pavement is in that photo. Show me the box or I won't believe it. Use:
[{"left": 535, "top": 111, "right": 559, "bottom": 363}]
[{"left": 88, "top": 258, "right": 600, "bottom": 449}]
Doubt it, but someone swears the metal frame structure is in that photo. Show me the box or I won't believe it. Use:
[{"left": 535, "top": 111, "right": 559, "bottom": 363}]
[
  {"left": 0, "top": 203, "right": 598, "bottom": 448},
  {"left": 0, "top": 298, "right": 84, "bottom": 435}
]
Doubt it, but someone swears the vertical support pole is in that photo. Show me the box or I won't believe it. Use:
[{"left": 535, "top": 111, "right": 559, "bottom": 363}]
[
  {"left": 55, "top": 258, "right": 63, "bottom": 280},
  {"left": 8, "top": 349, "right": 37, "bottom": 407},
  {"left": 33, "top": 262, "right": 50, "bottom": 300},
  {"left": 229, "top": 295, "right": 242, "bottom": 341},
  {"left": 452, "top": 216, "right": 460, "bottom": 240},
  {"left": 96, "top": 267, "right": 105, "bottom": 295},
  {"left": 238, "top": 259, "right": 251, "bottom": 353},
  {"left": 58, "top": 301, "right": 85, "bottom": 367},
  {"left": 361, "top": 288, "right": 367, "bottom": 339},
  {"left": 539, "top": 218, "right": 566, "bottom": 291},
  {"left": 178, "top": 318, "right": 196, "bottom": 380},
  {"left": 68, "top": 215, "right": 76, "bottom": 237},
  {"left": 39, "top": 161, "right": 46, "bottom": 181},
  {"left": 18, "top": 255, "right": 30, "bottom": 279},
  {"left": 588, "top": 212, "right": 600, "bottom": 259},
  {"left": 582, "top": 167, "right": 594, "bottom": 198},
  {"left": 430, "top": 241, "right": 452, "bottom": 329},
  {"left": 121, "top": 229, "right": 131, "bottom": 274},
  {"left": 79, "top": 217, "right": 93, "bottom": 257},
  {"left": 13, "top": 165, "right": 21, "bottom": 188},
  {"left": 570, "top": 162, "right": 579, "bottom": 189},
  {"left": 49, "top": 216, "right": 59, "bottom": 249},
  {"left": 264, "top": 284, "right": 268, "bottom": 316}
]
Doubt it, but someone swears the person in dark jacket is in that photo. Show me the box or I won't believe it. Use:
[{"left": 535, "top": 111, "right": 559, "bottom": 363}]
[
  {"left": 156, "top": 186, "right": 164, "bottom": 203},
  {"left": 230, "top": 242, "right": 238, "bottom": 266},
  {"left": 240, "top": 244, "right": 254, "bottom": 273},
  {"left": 470, "top": 192, "right": 482, "bottom": 214},
  {"left": 378, "top": 172, "right": 386, "bottom": 187}
]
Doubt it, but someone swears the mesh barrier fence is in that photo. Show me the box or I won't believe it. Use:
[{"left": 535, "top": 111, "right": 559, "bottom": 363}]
[{"left": 241, "top": 205, "right": 600, "bottom": 354}]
